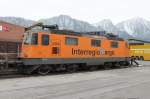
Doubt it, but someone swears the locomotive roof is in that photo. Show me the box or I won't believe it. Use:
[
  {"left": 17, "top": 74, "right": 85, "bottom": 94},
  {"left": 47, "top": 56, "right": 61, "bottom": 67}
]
[{"left": 25, "top": 23, "right": 124, "bottom": 41}]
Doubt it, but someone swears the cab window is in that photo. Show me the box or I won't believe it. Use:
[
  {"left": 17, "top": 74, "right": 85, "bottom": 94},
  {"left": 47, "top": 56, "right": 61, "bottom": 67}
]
[
  {"left": 23, "top": 32, "right": 32, "bottom": 45},
  {"left": 42, "top": 34, "right": 49, "bottom": 45},
  {"left": 31, "top": 33, "right": 38, "bottom": 45}
]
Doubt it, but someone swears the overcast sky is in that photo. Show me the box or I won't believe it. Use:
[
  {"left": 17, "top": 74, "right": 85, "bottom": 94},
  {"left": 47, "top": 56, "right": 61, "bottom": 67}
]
[{"left": 0, "top": 0, "right": 150, "bottom": 24}]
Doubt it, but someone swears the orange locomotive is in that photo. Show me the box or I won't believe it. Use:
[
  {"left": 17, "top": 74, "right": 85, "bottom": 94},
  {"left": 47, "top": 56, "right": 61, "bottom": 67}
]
[{"left": 16, "top": 23, "right": 130, "bottom": 74}]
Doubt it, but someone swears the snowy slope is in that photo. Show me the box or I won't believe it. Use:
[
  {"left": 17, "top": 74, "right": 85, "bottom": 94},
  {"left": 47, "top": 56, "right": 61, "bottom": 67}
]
[
  {"left": 94, "top": 19, "right": 119, "bottom": 33},
  {"left": 39, "top": 15, "right": 103, "bottom": 32},
  {"left": 0, "top": 15, "right": 149, "bottom": 40},
  {"left": 94, "top": 19, "right": 132, "bottom": 39},
  {"left": 0, "top": 17, "right": 34, "bottom": 27},
  {"left": 116, "top": 17, "right": 150, "bottom": 40}
]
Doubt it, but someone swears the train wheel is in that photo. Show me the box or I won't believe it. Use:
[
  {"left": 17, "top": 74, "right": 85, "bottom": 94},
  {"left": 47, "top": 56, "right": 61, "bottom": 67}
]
[
  {"left": 136, "top": 56, "right": 140, "bottom": 60},
  {"left": 139, "top": 56, "right": 144, "bottom": 60},
  {"left": 37, "top": 65, "right": 51, "bottom": 75},
  {"left": 66, "top": 64, "right": 78, "bottom": 73}
]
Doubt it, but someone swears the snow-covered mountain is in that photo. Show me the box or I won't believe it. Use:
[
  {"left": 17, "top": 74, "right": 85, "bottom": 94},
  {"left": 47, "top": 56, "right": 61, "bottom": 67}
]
[
  {"left": 0, "top": 17, "right": 34, "bottom": 27},
  {"left": 39, "top": 15, "right": 103, "bottom": 32},
  {"left": 116, "top": 17, "right": 150, "bottom": 40},
  {"left": 94, "top": 19, "right": 119, "bottom": 33},
  {"left": 0, "top": 15, "right": 150, "bottom": 40},
  {"left": 94, "top": 19, "right": 132, "bottom": 39}
]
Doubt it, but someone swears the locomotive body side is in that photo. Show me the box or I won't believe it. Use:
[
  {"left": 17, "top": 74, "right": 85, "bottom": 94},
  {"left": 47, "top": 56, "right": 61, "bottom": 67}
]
[{"left": 20, "top": 31, "right": 130, "bottom": 66}]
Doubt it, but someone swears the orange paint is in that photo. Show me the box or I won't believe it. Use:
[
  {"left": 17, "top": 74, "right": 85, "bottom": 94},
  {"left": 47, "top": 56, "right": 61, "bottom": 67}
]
[{"left": 20, "top": 32, "right": 129, "bottom": 59}]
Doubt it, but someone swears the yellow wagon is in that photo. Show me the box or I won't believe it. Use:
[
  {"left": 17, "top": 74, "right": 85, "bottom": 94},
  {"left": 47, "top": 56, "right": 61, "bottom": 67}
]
[{"left": 129, "top": 39, "right": 150, "bottom": 61}]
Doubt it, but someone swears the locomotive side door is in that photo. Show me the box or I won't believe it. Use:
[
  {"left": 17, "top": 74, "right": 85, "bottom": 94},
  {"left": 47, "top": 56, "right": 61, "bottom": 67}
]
[{"left": 51, "top": 40, "right": 61, "bottom": 56}]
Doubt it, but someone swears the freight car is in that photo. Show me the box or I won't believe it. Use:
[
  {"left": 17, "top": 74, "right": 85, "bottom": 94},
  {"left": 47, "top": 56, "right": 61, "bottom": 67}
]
[
  {"left": 129, "top": 39, "right": 150, "bottom": 61},
  {"left": 0, "top": 23, "right": 131, "bottom": 75},
  {"left": 0, "top": 21, "right": 24, "bottom": 73}
]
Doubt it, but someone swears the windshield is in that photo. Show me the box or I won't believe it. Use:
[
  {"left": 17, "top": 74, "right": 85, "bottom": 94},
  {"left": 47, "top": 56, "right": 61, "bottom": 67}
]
[
  {"left": 23, "top": 32, "right": 38, "bottom": 45},
  {"left": 23, "top": 32, "right": 32, "bottom": 45}
]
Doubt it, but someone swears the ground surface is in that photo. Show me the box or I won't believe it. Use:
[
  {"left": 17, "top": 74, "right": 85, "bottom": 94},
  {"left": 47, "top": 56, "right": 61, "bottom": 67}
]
[{"left": 0, "top": 61, "right": 150, "bottom": 99}]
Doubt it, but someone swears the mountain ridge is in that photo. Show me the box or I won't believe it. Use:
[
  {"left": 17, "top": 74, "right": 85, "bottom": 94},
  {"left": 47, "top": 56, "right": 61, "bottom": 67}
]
[{"left": 0, "top": 15, "right": 149, "bottom": 41}]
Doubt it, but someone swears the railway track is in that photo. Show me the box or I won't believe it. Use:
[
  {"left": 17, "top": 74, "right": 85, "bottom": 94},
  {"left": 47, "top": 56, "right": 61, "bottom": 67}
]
[
  {"left": 0, "top": 70, "right": 26, "bottom": 79},
  {"left": 0, "top": 65, "right": 137, "bottom": 79},
  {"left": 0, "top": 74, "right": 27, "bottom": 79}
]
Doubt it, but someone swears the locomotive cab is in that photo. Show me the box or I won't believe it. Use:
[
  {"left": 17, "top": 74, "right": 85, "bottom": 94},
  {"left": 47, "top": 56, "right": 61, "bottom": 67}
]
[
  {"left": 21, "top": 32, "right": 38, "bottom": 58},
  {"left": 20, "top": 23, "right": 59, "bottom": 59}
]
